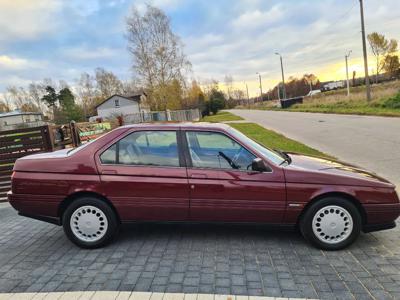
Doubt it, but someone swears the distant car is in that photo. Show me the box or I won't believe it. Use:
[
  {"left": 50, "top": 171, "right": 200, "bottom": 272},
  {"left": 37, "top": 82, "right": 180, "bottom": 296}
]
[
  {"left": 8, "top": 123, "right": 400, "bottom": 250},
  {"left": 306, "top": 89, "right": 322, "bottom": 97}
]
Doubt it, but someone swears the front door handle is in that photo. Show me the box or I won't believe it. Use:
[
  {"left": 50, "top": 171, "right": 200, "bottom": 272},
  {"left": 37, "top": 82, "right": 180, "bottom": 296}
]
[{"left": 190, "top": 173, "right": 207, "bottom": 179}]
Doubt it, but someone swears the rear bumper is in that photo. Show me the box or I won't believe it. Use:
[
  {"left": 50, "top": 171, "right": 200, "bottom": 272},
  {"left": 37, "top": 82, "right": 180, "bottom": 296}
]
[
  {"left": 18, "top": 212, "right": 61, "bottom": 225},
  {"left": 8, "top": 191, "right": 61, "bottom": 223}
]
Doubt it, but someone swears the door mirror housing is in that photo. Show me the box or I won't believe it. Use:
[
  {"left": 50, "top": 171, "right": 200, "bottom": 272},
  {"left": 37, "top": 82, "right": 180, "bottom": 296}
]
[{"left": 251, "top": 158, "right": 271, "bottom": 172}]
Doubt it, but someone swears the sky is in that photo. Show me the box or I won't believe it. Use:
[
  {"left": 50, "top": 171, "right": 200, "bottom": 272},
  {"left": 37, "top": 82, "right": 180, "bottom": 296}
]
[{"left": 0, "top": 0, "right": 399, "bottom": 97}]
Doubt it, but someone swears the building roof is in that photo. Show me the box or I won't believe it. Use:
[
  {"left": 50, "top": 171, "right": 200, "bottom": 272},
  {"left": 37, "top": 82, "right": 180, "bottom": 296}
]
[
  {"left": 95, "top": 93, "right": 146, "bottom": 109},
  {"left": 0, "top": 110, "right": 43, "bottom": 119}
]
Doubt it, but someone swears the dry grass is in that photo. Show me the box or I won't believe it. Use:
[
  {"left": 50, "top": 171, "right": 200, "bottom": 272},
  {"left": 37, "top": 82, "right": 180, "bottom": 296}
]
[
  {"left": 238, "top": 80, "right": 400, "bottom": 117},
  {"left": 302, "top": 80, "right": 400, "bottom": 105}
]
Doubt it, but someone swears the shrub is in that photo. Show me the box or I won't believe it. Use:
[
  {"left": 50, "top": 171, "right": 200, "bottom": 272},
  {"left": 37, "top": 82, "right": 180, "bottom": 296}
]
[{"left": 381, "top": 91, "right": 400, "bottom": 109}]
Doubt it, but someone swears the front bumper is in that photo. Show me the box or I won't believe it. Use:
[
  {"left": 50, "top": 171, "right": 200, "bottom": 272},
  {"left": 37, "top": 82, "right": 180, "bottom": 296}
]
[
  {"left": 363, "top": 221, "right": 396, "bottom": 233},
  {"left": 364, "top": 202, "right": 400, "bottom": 225}
]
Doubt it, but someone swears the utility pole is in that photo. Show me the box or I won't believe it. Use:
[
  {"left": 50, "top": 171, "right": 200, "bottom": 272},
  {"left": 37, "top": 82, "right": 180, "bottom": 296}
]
[
  {"left": 345, "top": 50, "right": 352, "bottom": 97},
  {"left": 256, "top": 73, "right": 263, "bottom": 102},
  {"left": 245, "top": 82, "right": 250, "bottom": 107},
  {"left": 359, "top": 0, "right": 371, "bottom": 101},
  {"left": 275, "top": 53, "right": 287, "bottom": 99}
]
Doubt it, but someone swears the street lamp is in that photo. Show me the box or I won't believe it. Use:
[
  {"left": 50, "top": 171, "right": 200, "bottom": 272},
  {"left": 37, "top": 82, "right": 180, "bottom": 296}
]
[
  {"left": 345, "top": 50, "right": 352, "bottom": 97},
  {"left": 244, "top": 82, "right": 250, "bottom": 107},
  {"left": 275, "top": 52, "right": 287, "bottom": 99},
  {"left": 256, "top": 72, "right": 263, "bottom": 102}
]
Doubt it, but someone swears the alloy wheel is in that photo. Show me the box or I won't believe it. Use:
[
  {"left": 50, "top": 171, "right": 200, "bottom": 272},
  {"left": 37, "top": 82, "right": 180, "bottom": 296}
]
[
  {"left": 70, "top": 205, "right": 108, "bottom": 242},
  {"left": 312, "top": 205, "right": 353, "bottom": 244}
]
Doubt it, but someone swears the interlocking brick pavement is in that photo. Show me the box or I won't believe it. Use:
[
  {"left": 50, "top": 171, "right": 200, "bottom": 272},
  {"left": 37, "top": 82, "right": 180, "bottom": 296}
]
[{"left": 0, "top": 203, "right": 399, "bottom": 300}]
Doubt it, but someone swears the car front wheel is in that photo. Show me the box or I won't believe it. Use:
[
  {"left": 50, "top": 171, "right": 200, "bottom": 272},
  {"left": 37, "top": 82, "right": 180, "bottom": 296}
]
[
  {"left": 300, "top": 197, "right": 362, "bottom": 250},
  {"left": 62, "top": 197, "right": 119, "bottom": 248}
]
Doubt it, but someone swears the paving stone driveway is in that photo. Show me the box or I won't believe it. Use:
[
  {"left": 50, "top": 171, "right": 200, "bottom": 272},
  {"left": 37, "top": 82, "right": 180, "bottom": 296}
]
[{"left": 0, "top": 203, "right": 399, "bottom": 300}]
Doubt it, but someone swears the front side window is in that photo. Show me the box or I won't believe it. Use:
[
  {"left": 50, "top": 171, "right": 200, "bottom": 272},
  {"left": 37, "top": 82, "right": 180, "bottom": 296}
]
[
  {"left": 227, "top": 127, "right": 285, "bottom": 165},
  {"left": 186, "top": 131, "right": 255, "bottom": 170},
  {"left": 100, "top": 130, "right": 180, "bottom": 167}
]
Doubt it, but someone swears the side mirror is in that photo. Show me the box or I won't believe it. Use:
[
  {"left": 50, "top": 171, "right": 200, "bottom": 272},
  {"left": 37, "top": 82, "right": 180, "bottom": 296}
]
[{"left": 251, "top": 158, "right": 271, "bottom": 172}]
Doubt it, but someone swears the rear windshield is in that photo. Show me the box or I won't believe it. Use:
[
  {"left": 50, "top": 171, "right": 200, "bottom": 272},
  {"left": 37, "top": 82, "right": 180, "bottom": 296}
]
[{"left": 67, "top": 139, "right": 96, "bottom": 156}]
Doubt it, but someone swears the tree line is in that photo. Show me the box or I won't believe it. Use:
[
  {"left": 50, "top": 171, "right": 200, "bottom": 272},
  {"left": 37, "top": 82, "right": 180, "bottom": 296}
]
[
  {"left": 0, "top": 68, "right": 141, "bottom": 123},
  {"left": 0, "top": 5, "right": 237, "bottom": 122},
  {"left": 2, "top": 4, "right": 399, "bottom": 121}
]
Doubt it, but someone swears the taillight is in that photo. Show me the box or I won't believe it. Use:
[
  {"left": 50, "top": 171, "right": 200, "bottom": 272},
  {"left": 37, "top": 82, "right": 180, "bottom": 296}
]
[{"left": 11, "top": 171, "right": 15, "bottom": 179}]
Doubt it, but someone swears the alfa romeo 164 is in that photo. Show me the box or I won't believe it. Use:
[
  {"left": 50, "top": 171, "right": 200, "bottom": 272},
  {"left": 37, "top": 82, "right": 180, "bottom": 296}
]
[{"left": 8, "top": 123, "right": 400, "bottom": 250}]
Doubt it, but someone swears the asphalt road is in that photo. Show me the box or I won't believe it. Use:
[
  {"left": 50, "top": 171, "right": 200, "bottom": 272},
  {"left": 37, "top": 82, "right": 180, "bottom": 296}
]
[{"left": 229, "top": 110, "right": 400, "bottom": 188}]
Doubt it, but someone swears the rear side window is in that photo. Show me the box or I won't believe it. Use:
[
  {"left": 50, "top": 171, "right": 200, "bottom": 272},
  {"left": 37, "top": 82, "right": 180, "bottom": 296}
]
[{"left": 100, "top": 130, "right": 180, "bottom": 167}]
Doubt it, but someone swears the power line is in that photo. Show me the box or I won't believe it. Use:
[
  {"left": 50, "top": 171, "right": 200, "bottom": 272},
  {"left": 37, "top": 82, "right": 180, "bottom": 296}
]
[{"left": 336, "top": 2, "right": 357, "bottom": 22}]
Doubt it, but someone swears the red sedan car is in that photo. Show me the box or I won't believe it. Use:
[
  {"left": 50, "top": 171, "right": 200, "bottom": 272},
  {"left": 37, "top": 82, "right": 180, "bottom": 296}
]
[{"left": 8, "top": 123, "right": 400, "bottom": 250}]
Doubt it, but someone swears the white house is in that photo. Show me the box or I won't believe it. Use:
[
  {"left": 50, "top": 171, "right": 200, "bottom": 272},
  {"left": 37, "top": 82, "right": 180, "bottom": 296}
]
[
  {"left": 95, "top": 93, "right": 148, "bottom": 120},
  {"left": 0, "top": 110, "right": 43, "bottom": 129}
]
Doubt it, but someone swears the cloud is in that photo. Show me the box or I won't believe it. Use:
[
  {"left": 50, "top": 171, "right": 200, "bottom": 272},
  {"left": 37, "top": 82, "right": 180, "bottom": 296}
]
[
  {"left": 133, "top": 0, "right": 184, "bottom": 12},
  {"left": 62, "top": 45, "right": 121, "bottom": 60},
  {"left": 181, "top": 0, "right": 400, "bottom": 96},
  {"left": 1, "top": 0, "right": 399, "bottom": 98},
  {"left": 0, "top": 0, "right": 62, "bottom": 42},
  {"left": 0, "top": 55, "right": 46, "bottom": 71},
  {"left": 232, "top": 5, "right": 285, "bottom": 30}
]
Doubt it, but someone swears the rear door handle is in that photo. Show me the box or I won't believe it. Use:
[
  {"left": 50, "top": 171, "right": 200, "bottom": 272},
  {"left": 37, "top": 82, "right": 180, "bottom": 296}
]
[
  {"left": 102, "top": 170, "right": 117, "bottom": 175},
  {"left": 190, "top": 173, "right": 207, "bottom": 179}
]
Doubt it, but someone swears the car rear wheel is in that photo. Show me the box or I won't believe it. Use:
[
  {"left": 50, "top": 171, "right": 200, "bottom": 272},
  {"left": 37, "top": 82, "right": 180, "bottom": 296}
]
[
  {"left": 62, "top": 197, "right": 119, "bottom": 248},
  {"left": 300, "top": 197, "right": 361, "bottom": 250}
]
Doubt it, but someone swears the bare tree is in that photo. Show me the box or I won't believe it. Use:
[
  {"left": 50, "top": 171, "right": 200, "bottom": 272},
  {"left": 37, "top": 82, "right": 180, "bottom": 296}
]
[
  {"left": 122, "top": 79, "right": 140, "bottom": 95},
  {"left": 28, "top": 83, "right": 47, "bottom": 112},
  {"left": 0, "top": 92, "right": 12, "bottom": 112},
  {"left": 95, "top": 68, "right": 123, "bottom": 99},
  {"left": 77, "top": 72, "right": 98, "bottom": 116},
  {"left": 58, "top": 80, "right": 70, "bottom": 90},
  {"left": 224, "top": 75, "right": 234, "bottom": 99},
  {"left": 126, "top": 4, "right": 191, "bottom": 109},
  {"left": 7, "top": 86, "right": 27, "bottom": 109},
  {"left": 202, "top": 79, "right": 219, "bottom": 98},
  {"left": 0, "top": 101, "right": 8, "bottom": 113},
  {"left": 232, "top": 89, "right": 245, "bottom": 100}
]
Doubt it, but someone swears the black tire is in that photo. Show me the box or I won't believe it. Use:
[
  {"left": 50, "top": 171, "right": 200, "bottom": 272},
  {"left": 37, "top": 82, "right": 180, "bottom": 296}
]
[
  {"left": 62, "top": 197, "right": 119, "bottom": 249},
  {"left": 299, "top": 197, "right": 362, "bottom": 250}
]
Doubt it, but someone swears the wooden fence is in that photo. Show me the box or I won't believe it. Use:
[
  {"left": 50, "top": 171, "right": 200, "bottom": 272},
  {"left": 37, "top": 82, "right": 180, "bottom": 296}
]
[
  {"left": 0, "top": 110, "right": 199, "bottom": 202},
  {"left": 0, "top": 125, "right": 53, "bottom": 201}
]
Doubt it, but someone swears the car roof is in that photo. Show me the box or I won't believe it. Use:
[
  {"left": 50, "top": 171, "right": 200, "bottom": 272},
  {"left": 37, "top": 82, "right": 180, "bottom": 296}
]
[{"left": 119, "top": 122, "right": 232, "bottom": 131}]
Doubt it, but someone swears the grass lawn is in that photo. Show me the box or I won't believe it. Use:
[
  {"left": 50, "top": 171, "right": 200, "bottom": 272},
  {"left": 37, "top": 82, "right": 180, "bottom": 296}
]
[
  {"left": 230, "top": 122, "right": 333, "bottom": 159},
  {"left": 201, "top": 111, "right": 244, "bottom": 122}
]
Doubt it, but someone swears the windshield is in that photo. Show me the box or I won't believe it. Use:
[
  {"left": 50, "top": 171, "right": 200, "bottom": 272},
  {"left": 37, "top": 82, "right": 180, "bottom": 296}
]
[{"left": 227, "top": 127, "right": 285, "bottom": 165}]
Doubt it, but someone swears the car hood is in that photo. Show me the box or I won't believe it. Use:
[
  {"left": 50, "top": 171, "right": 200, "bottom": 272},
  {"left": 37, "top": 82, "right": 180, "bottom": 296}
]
[{"left": 283, "top": 153, "right": 394, "bottom": 188}]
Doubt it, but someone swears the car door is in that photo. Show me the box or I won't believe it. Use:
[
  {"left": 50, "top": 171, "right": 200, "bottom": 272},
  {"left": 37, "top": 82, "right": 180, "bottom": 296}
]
[
  {"left": 183, "top": 130, "right": 286, "bottom": 223},
  {"left": 96, "top": 129, "right": 189, "bottom": 222}
]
